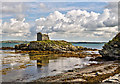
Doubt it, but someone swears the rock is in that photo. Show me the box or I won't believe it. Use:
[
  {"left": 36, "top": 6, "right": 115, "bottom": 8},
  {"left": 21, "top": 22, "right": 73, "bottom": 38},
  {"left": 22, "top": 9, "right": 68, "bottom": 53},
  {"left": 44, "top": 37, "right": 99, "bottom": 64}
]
[
  {"left": 99, "top": 32, "right": 120, "bottom": 60},
  {"left": 0, "top": 47, "right": 15, "bottom": 50},
  {"left": 15, "top": 40, "right": 79, "bottom": 51},
  {"left": 71, "top": 78, "right": 86, "bottom": 82},
  {"left": 51, "top": 69, "right": 57, "bottom": 72},
  {"left": 15, "top": 43, "right": 29, "bottom": 50},
  {"left": 69, "top": 45, "right": 78, "bottom": 51},
  {"left": 15, "top": 40, "right": 69, "bottom": 51},
  {"left": 15, "top": 40, "right": 97, "bottom": 52},
  {"left": 102, "top": 73, "right": 120, "bottom": 83},
  {"left": 74, "top": 64, "right": 79, "bottom": 66},
  {"left": 82, "top": 73, "right": 96, "bottom": 77},
  {"left": 15, "top": 45, "right": 20, "bottom": 49},
  {"left": 76, "top": 46, "right": 84, "bottom": 50},
  {"left": 67, "top": 70, "right": 74, "bottom": 72}
]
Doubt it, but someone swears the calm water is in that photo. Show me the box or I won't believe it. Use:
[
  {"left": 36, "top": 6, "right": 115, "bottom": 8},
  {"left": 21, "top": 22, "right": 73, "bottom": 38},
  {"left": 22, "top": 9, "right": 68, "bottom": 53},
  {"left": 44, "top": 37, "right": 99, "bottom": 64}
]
[
  {"left": 1, "top": 43, "right": 103, "bottom": 82},
  {"left": 1, "top": 50, "right": 98, "bottom": 82},
  {"left": 0, "top": 43, "right": 21, "bottom": 48},
  {"left": 72, "top": 43, "right": 104, "bottom": 49},
  {"left": 0, "top": 43, "right": 104, "bottom": 49}
]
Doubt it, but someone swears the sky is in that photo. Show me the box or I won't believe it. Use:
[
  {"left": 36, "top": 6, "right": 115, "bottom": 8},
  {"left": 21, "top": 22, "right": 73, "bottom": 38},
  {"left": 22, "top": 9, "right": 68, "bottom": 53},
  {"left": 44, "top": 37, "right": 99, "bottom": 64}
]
[{"left": 0, "top": 1, "right": 119, "bottom": 42}]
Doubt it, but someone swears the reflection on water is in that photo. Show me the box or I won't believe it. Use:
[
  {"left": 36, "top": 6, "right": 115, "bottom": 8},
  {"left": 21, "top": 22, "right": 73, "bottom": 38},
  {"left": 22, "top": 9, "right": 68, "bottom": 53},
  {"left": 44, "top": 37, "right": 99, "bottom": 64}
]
[
  {"left": 1, "top": 50, "right": 98, "bottom": 82},
  {"left": 72, "top": 43, "right": 104, "bottom": 49}
]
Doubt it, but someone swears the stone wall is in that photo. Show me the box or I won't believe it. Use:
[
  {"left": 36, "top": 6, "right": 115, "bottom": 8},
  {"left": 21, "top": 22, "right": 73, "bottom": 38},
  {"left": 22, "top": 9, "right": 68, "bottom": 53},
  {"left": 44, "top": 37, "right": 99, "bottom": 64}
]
[
  {"left": 37, "top": 32, "right": 42, "bottom": 41},
  {"left": 37, "top": 32, "right": 49, "bottom": 41},
  {"left": 42, "top": 34, "right": 49, "bottom": 41}
]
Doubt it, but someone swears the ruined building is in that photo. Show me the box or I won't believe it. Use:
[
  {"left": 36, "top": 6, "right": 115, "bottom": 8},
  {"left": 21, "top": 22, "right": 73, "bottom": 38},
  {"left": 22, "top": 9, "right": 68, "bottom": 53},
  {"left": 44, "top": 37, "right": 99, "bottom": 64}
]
[{"left": 37, "top": 32, "right": 49, "bottom": 41}]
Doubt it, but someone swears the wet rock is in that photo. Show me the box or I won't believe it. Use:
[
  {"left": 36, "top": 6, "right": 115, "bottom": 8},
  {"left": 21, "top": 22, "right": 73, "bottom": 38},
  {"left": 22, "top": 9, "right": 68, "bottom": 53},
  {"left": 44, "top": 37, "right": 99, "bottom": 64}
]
[
  {"left": 67, "top": 70, "right": 74, "bottom": 72},
  {"left": 74, "top": 64, "right": 79, "bottom": 66},
  {"left": 51, "top": 69, "right": 57, "bottom": 72},
  {"left": 0, "top": 47, "right": 15, "bottom": 50},
  {"left": 71, "top": 78, "right": 86, "bottom": 82},
  {"left": 15, "top": 43, "right": 29, "bottom": 50}
]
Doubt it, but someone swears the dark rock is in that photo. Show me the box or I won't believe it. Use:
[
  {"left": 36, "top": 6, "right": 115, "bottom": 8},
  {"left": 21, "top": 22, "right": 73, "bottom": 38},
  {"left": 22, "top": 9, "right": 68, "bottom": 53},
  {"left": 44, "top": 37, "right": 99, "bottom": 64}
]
[
  {"left": 93, "top": 56, "right": 117, "bottom": 61},
  {"left": 74, "top": 64, "right": 79, "bottom": 66},
  {"left": 15, "top": 43, "right": 29, "bottom": 50},
  {"left": 67, "top": 70, "right": 74, "bottom": 72},
  {"left": 0, "top": 47, "right": 15, "bottom": 50},
  {"left": 51, "top": 69, "right": 57, "bottom": 72},
  {"left": 99, "top": 32, "right": 120, "bottom": 60},
  {"left": 15, "top": 40, "right": 98, "bottom": 52}
]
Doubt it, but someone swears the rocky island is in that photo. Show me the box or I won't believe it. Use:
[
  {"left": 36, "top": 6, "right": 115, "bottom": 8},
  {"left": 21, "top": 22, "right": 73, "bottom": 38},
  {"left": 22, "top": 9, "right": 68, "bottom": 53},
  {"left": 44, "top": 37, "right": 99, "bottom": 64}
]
[
  {"left": 14, "top": 32, "right": 99, "bottom": 58},
  {"left": 1, "top": 32, "right": 120, "bottom": 83},
  {"left": 15, "top": 32, "right": 97, "bottom": 51}
]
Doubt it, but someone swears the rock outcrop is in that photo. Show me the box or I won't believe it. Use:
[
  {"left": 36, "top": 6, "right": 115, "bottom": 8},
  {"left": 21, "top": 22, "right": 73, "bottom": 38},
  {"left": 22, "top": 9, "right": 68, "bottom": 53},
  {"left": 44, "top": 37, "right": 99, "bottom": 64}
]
[
  {"left": 99, "top": 32, "right": 120, "bottom": 60},
  {"left": 15, "top": 40, "right": 97, "bottom": 51},
  {"left": 15, "top": 40, "right": 81, "bottom": 51}
]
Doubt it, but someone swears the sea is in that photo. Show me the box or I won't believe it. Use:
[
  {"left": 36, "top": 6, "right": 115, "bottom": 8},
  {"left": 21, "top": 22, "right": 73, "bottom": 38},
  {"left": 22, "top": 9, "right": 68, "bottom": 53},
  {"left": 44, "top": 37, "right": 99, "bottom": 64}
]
[
  {"left": 0, "top": 42, "right": 104, "bottom": 82},
  {"left": 0, "top": 43, "right": 104, "bottom": 49}
]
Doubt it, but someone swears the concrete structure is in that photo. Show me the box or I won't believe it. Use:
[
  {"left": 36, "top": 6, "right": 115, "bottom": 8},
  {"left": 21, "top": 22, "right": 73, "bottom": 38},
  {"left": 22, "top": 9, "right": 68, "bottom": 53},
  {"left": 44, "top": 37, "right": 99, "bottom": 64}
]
[{"left": 37, "top": 32, "right": 49, "bottom": 41}]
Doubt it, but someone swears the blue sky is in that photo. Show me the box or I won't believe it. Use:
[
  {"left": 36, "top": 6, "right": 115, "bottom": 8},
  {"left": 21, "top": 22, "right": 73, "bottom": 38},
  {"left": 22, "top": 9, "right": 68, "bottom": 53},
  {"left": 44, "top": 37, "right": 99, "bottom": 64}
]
[
  {"left": 2, "top": 2, "right": 108, "bottom": 22},
  {"left": 1, "top": 2, "right": 118, "bottom": 42}
]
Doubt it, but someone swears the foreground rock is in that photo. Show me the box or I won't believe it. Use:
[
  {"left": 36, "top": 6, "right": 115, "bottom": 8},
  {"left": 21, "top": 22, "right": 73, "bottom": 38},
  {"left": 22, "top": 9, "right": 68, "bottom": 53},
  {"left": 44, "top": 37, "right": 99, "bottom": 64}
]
[
  {"left": 99, "top": 32, "right": 120, "bottom": 60},
  {"left": 33, "top": 61, "right": 120, "bottom": 83},
  {"left": 15, "top": 40, "right": 97, "bottom": 51}
]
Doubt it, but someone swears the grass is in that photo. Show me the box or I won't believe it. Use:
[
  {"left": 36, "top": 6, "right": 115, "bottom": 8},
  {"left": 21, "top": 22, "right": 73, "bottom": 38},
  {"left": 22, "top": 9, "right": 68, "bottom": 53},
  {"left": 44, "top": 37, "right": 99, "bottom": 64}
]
[{"left": 30, "top": 40, "right": 72, "bottom": 46}]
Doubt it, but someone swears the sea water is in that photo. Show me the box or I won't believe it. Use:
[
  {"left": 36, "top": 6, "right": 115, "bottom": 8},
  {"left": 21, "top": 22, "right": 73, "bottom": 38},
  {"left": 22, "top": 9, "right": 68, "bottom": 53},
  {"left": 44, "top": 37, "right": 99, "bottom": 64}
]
[
  {"left": 0, "top": 43, "right": 22, "bottom": 48},
  {"left": 0, "top": 43, "right": 104, "bottom": 82},
  {"left": 0, "top": 43, "right": 104, "bottom": 49},
  {"left": 72, "top": 43, "right": 104, "bottom": 49}
]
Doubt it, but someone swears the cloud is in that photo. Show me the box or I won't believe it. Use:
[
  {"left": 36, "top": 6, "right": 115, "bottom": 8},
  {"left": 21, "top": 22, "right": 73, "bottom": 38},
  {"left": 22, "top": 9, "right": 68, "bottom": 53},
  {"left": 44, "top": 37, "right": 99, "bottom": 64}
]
[
  {"left": 2, "top": 3, "right": 27, "bottom": 20},
  {"left": 0, "top": 19, "right": 2, "bottom": 35},
  {"left": 35, "top": 6, "right": 118, "bottom": 41},
  {"left": 40, "top": 3, "right": 46, "bottom": 8},
  {"left": 2, "top": 3, "right": 23, "bottom": 13},
  {"left": 0, "top": 0, "right": 36, "bottom": 2},
  {"left": 1, "top": 2, "right": 118, "bottom": 41},
  {"left": 93, "top": 26, "right": 118, "bottom": 37},
  {"left": 0, "top": 0, "right": 119, "bottom": 2},
  {"left": 1, "top": 18, "right": 31, "bottom": 40}
]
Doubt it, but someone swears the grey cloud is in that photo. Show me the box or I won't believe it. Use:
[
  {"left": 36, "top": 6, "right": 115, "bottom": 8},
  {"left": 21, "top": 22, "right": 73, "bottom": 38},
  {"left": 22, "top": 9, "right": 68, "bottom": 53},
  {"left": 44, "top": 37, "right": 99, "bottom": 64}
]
[
  {"left": 1, "top": 18, "right": 31, "bottom": 40},
  {"left": 2, "top": 3, "right": 28, "bottom": 20},
  {"left": 35, "top": 5, "right": 118, "bottom": 41}
]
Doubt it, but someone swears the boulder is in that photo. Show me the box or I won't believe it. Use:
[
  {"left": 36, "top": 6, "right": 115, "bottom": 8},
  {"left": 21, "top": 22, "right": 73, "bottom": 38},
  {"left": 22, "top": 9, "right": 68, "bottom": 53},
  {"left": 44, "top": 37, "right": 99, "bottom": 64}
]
[
  {"left": 15, "top": 43, "right": 29, "bottom": 50},
  {"left": 99, "top": 32, "right": 120, "bottom": 60}
]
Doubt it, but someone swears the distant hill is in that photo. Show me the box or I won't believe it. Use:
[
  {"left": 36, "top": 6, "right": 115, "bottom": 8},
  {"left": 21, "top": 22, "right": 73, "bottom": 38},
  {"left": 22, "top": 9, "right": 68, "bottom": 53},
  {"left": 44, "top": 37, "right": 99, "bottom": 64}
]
[
  {"left": 70, "top": 42, "right": 106, "bottom": 44},
  {"left": 0, "top": 40, "right": 30, "bottom": 43}
]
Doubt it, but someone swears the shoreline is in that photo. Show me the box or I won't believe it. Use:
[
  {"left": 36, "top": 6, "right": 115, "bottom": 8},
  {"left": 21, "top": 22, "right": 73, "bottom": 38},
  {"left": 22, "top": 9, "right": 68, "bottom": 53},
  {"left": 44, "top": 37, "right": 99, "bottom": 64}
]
[
  {"left": 1, "top": 36, "right": 119, "bottom": 83},
  {"left": 1, "top": 48, "right": 120, "bottom": 83},
  {"left": 33, "top": 61, "right": 120, "bottom": 83}
]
